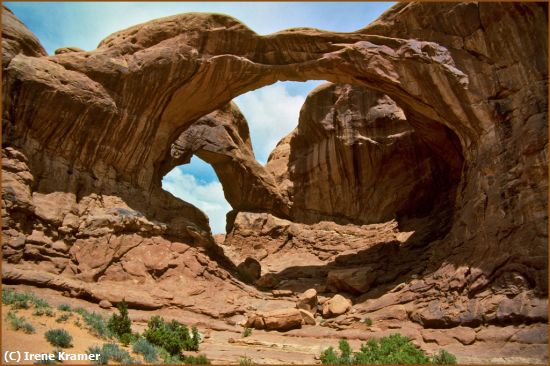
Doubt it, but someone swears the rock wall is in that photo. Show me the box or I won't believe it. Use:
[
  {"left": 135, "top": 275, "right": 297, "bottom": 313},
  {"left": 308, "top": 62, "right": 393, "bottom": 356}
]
[
  {"left": 2, "top": 2, "right": 548, "bottom": 332},
  {"left": 265, "top": 83, "right": 461, "bottom": 226}
]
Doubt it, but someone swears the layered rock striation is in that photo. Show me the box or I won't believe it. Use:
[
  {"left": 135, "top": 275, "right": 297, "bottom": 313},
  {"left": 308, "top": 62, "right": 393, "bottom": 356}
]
[{"left": 2, "top": 1, "right": 547, "bottom": 341}]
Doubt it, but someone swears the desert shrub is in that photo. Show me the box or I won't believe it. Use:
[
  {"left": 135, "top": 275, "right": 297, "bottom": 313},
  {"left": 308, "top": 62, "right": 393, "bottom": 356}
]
[
  {"left": 242, "top": 327, "right": 252, "bottom": 338},
  {"left": 320, "top": 334, "right": 440, "bottom": 365},
  {"left": 107, "top": 300, "right": 132, "bottom": 339},
  {"left": 33, "top": 308, "right": 55, "bottom": 317},
  {"left": 362, "top": 317, "right": 373, "bottom": 326},
  {"left": 143, "top": 316, "right": 200, "bottom": 355},
  {"left": 160, "top": 351, "right": 184, "bottom": 364},
  {"left": 100, "top": 343, "right": 138, "bottom": 363},
  {"left": 183, "top": 354, "right": 210, "bottom": 364},
  {"left": 158, "top": 348, "right": 183, "bottom": 365},
  {"left": 33, "top": 359, "right": 56, "bottom": 365},
  {"left": 239, "top": 356, "right": 254, "bottom": 365},
  {"left": 132, "top": 338, "right": 159, "bottom": 363},
  {"left": 88, "top": 345, "right": 108, "bottom": 365},
  {"left": 12, "top": 299, "right": 30, "bottom": 309},
  {"left": 74, "top": 307, "right": 112, "bottom": 339},
  {"left": 56, "top": 313, "right": 71, "bottom": 323},
  {"left": 44, "top": 329, "right": 73, "bottom": 348},
  {"left": 57, "top": 304, "right": 71, "bottom": 312},
  {"left": 120, "top": 331, "right": 139, "bottom": 346},
  {"left": 36, "top": 349, "right": 64, "bottom": 364},
  {"left": 432, "top": 349, "right": 457, "bottom": 364},
  {"left": 7, "top": 312, "right": 35, "bottom": 334},
  {"left": 2, "top": 289, "right": 50, "bottom": 308}
]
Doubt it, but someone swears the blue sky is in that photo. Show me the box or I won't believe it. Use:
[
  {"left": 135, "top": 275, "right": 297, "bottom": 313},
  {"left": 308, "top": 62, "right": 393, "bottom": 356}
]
[{"left": 6, "top": 2, "right": 394, "bottom": 233}]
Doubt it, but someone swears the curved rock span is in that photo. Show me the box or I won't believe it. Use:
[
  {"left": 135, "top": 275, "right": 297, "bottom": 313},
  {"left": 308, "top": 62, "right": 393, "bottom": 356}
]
[{"left": 1, "top": 2, "right": 548, "bottom": 363}]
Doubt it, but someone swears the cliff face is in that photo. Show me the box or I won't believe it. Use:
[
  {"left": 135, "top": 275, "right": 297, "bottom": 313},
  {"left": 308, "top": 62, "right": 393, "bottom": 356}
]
[
  {"left": 265, "top": 83, "right": 461, "bottom": 227},
  {"left": 2, "top": 1, "right": 547, "bottom": 342}
]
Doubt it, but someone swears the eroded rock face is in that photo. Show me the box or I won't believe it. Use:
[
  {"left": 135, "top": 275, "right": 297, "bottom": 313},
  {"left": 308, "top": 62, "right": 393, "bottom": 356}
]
[
  {"left": 2, "top": 2, "right": 547, "bottom": 342},
  {"left": 2, "top": 141, "right": 250, "bottom": 316},
  {"left": 266, "top": 83, "right": 461, "bottom": 226},
  {"left": 1, "top": 7, "right": 46, "bottom": 68}
]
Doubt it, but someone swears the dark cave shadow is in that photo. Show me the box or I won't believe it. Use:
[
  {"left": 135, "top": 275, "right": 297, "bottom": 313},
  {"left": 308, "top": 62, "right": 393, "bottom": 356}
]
[{"left": 257, "top": 202, "right": 457, "bottom": 302}]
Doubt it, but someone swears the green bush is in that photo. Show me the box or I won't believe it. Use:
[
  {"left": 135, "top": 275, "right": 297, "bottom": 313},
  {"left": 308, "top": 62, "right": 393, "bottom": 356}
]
[
  {"left": 107, "top": 300, "right": 132, "bottom": 339},
  {"left": 7, "top": 312, "right": 35, "bottom": 334},
  {"left": 57, "top": 304, "right": 71, "bottom": 312},
  {"left": 242, "top": 327, "right": 252, "bottom": 338},
  {"left": 160, "top": 352, "right": 184, "bottom": 364},
  {"left": 88, "top": 345, "right": 108, "bottom": 365},
  {"left": 12, "top": 299, "right": 30, "bottom": 309},
  {"left": 101, "top": 343, "right": 138, "bottom": 363},
  {"left": 143, "top": 316, "right": 200, "bottom": 356},
  {"left": 120, "top": 332, "right": 137, "bottom": 346},
  {"left": 132, "top": 338, "right": 159, "bottom": 363},
  {"left": 56, "top": 313, "right": 71, "bottom": 323},
  {"left": 320, "top": 334, "right": 453, "bottom": 365},
  {"left": 432, "top": 349, "right": 457, "bottom": 364},
  {"left": 88, "top": 344, "right": 140, "bottom": 365},
  {"left": 44, "top": 329, "right": 73, "bottom": 348},
  {"left": 33, "top": 308, "right": 55, "bottom": 317},
  {"left": 239, "top": 356, "right": 254, "bottom": 365},
  {"left": 363, "top": 317, "right": 373, "bottom": 326},
  {"left": 74, "top": 307, "right": 112, "bottom": 339},
  {"left": 183, "top": 354, "right": 210, "bottom": 364},
  {"left": 2, "top": 289, "right": 50, "bottom": 308}
]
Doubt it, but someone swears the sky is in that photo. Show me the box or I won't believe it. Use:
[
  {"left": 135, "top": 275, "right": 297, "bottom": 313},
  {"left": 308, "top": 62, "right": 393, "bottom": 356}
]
[{"left": 6, "top": 2, "right": 394, "bottom": 233}]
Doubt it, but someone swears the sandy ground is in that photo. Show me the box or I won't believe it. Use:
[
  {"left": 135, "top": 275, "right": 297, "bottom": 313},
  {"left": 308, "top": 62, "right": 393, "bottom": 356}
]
[
  {"left": 1, "top": 285, "right": 547, "bottom": 365},
  {"left": 2, "top": 304, "right": 120, "bottom": 364}
]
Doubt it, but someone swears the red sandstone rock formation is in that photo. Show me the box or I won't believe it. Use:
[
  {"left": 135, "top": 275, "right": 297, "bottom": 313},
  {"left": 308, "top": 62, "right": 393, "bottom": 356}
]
[{"left": 1, "top": 3, "right": 547, "bottom": 356}]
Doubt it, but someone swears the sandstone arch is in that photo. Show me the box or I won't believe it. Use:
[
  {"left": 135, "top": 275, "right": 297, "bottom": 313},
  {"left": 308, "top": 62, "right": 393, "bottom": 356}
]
[
  {"left": 4, "top": 10, "right": 478, "bottom": 194},
  {"left": 2, "top": 2, "right": 547, "bottom": 335},
  {"left": 161, "top": 101, "right": 291, "bottom": 228}
]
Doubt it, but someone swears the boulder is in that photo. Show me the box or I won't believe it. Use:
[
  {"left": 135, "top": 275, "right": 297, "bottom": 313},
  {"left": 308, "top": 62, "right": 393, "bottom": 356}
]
[
  {"left": 255, "top": 273, "right": 280, "bottom": 289},
  {"left": 237, "top": 257, "right": 261, "bottom": 283},
  {"left": 298, "top": 309, "right": 316, "bottom": 325},
  {"left": 296, "top": 288, "right": 318, "bottom": 313},
  {"left": 245, "top": 308, "right": 303, "bottom": 331},
  {"left": 326, "top": 267, "right": 376, "bottom": 295},
  {"left": 99, "top": 299, "right": 112, "bottom": 309},
  {"left": 322, "top": 294, "right": 352, "bottom": 318},
  {"left": 272, "top": 289, "right": 293, "bottom": 297}
]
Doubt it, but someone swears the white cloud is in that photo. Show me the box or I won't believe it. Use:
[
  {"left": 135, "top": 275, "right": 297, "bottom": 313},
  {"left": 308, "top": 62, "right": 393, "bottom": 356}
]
[
  {"left": 162, "top": 167, "right": 230, "bottom": 234},
  {"left": 234, "top": 82, "right": 306, "bottom": 164}
]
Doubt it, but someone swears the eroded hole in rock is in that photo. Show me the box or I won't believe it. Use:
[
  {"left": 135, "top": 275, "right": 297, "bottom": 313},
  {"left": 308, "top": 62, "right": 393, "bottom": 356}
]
[
  {"left": 162, "top": 156, "right": 231, "bottom": 234},
  {"left": 221, "top": 83, "right": 465, "bottom": 293},
  {"left": 160, "top": 81, "right": 328, "bottom": 236},
  {"left": 160, "top": 80, "right": 465, "bottom": 293}
]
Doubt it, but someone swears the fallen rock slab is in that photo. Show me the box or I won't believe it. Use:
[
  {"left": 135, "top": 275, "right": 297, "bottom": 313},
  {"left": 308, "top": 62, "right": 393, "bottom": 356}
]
[{"left": 246, "top": 308, "right": 303, "bottom": 331}]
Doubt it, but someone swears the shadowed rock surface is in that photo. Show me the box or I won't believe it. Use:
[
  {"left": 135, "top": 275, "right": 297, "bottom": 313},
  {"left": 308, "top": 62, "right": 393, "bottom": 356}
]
[{"left": 2, "top": 2, "right": 547, "bottom": 364}]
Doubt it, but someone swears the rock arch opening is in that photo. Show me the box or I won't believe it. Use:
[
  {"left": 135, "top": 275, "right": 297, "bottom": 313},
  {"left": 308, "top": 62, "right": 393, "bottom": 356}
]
[
  {"left": 157, "top": 77, "right": 465, "bottom": 286},
  {"left": 160, "top": 81, "right": 329, "bottom": 234},
  {"left": 162, "top": 156, "right": 230, "bottom": 234},
  {"left": 220, "top": 82, "right": 465, "bottom": 281}
]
